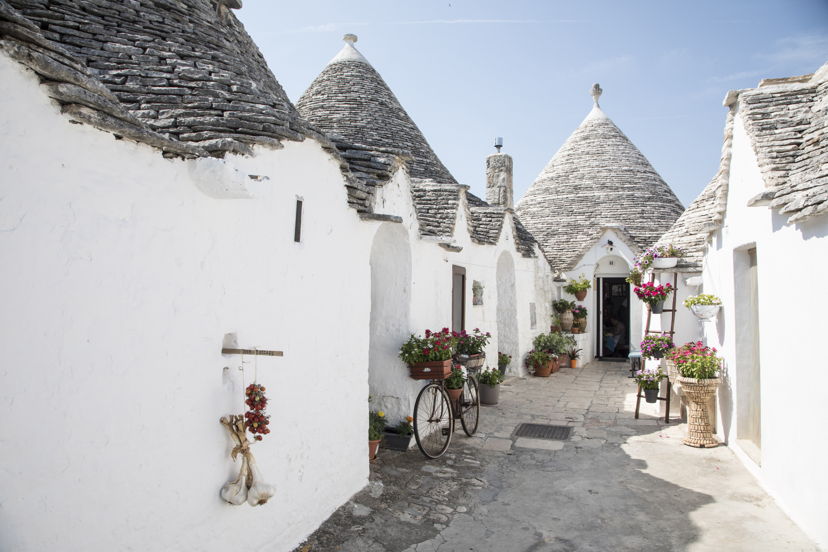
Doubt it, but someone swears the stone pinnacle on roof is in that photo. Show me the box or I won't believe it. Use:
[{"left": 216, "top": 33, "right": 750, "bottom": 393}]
[
  {"left": 591, "top": 83, "right": 603, "bottom": 107},
  {"left": 297, "top": 34, "right": 457, "bottom": 183},
  {"left": 516, "top": 85, "right": 684, "bottom": 271}
]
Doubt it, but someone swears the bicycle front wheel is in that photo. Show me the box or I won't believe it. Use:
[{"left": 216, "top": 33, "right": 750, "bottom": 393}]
[
  {"left": 459, "top": 375, "right": 480, "bottom": 436},
  {"left": 413, "top": 383, "right": 453, "bottom": 459}
]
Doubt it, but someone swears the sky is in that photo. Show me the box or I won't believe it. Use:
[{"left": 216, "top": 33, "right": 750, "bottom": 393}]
[{"left": 237, "top": 1, "right": 828, "bottom": 207}]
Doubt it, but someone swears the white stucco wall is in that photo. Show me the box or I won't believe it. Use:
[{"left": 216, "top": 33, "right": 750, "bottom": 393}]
[
  {"left": 0, "top": 56, "right": 374, "bottom": 552},
  {"left": 701, "top": 111, "right": 828, "bottom": 548}
]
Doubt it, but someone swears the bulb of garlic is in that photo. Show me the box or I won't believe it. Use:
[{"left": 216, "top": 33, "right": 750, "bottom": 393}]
[
  {"left": 220, "top": 459, "right": 249, "bottom": 505},
  {"left": 246, "top": 457, "right": 275, "bottom": 506}
]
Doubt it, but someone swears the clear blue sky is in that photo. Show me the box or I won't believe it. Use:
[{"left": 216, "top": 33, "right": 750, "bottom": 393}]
[{"left": 237, "top": 1, "right": 828, "bottom": 207}]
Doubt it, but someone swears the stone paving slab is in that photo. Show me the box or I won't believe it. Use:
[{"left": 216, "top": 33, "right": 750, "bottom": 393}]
[{"left": 295, "top": 361, "right": 818, "bottom": 552}]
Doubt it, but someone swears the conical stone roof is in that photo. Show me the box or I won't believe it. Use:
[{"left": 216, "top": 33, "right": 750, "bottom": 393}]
[
  {"left": 516, "top": 90, "right": 684, "bottom": 271},
  {"left": 297, "top": 35, "right": 456, "bottom": 184}
]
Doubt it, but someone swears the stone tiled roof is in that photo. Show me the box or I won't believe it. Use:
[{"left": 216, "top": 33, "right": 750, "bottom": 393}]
[
  {"left": 2, "top": 0, "right": 312, "bottom": 156},
  {"left": 655, "top": 111, "right": 733, "bottom": 272},
  {"left": 297, "top": 37, "right": 457, "bottom": 185},
  {"left": 410, "top": 182, "right": 461, "bottom": 238},
  {"left": 468, "top": 206, "right": 505, "bottom": 245},
  {"left": 516, "top": 103, "right": 684, "bottom": 271},
  {"left": 738, "top": 64, "right": 828, "bottom": 223},
  {"left": 326, "top": 138, "right": 406, "bottom": 212}
]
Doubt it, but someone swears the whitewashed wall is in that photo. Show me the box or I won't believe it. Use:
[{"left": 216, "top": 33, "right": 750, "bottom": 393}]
[
  {"left": 701, "top": 111, "right": 828, "bottom": 548},
  {"left": 0, "top": 56, "right": 375, "bottom": 552}
]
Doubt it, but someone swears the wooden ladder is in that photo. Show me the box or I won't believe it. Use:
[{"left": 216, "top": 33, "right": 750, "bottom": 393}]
[{"left": 634, "top": 271, "right": 678, "bottom": 423}]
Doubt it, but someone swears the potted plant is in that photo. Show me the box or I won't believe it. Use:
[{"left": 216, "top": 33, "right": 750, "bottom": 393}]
[
  {"left": 453, "top": 328, "right": 491, "bottom": 372},
  {"left": 633, "top": 366, "right": 667, "bottom": 403},
  {"left": 497, "top": 351, "right": 511, "bottom": 375},
  {"left": 683, "top": 294, "right": 722, "bottom": 320},
  {"left": 572, "top": 305, "right": 587, "bottom": 332},
  {"left": 640, "top": 333, "right": 674, "bottom": 359},
  {"left": 634, "top": 244, "right": 684, "bottom": 272},
  {"left": 626, "top": 267, "right": 644, "bottom": 286},
  {"left": 667, "top": 341, "right": 722, "bottom": 448},
  {"left": 525, "top": 349, "right": 553, "bottom": 377},
  {"left": 550, "top": 313, "right": 561, "bottom": 333},
  {"left": 532, "top": 332, "right": 573, "bottom": 373},
  {"left": 567, "top": 347, "right": 582, "bottom": 369},
  {"left": 634, "top": 282, "right": 675, "bottom": 314},
  {"left": 444, "top": 366, "right": 465, "bottom": 404},
  {"left": 368, "top": 409, "right": 385, "bottom": 460},
  {"left": 383, "top": 416, "right": 414, "bottom": 451},
  {"left": 478, "top": 367, "right": 505, "bottom": 405},
  {"left": 563, "top": 274, "right": 591, "bottom": 301},
  {"left": 399, "top": 328, "right": 455, "bottom": 380},
  {"left": 552, "top": 299, "right": 575, "bottom": 332}
]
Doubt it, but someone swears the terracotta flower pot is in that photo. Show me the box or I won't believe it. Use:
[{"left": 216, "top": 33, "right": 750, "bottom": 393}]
[
  {"left": 677, "top": 377, "right": 721, "bottom": 448},
  {"left": 570, "top": 358, "right": 577, "bottom": 369},
  {"left": 368, "top": 439, "right": 381, "bottom": 460},
  {"left": 549, "top": 358, "right": 560, "bottom": 373},
  {"left": 446, "top": 387, "right": 463, "bottom": 404},
  {"left": 533, "top": 361, "right": 552, "bottom": 377},
  {"left": 574, "top": 290, "right": 587, "bottom": 301}
]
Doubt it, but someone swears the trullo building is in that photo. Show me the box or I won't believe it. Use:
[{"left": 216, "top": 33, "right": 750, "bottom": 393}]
[{"left": 516, "top": 86, "right": 684, "bottom": 363}]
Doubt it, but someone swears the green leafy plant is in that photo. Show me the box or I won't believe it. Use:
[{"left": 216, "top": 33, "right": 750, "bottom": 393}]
[
  {"left": 369, "top": 410, "right": 386, "bottom": 441},
  {"left": 683, "top": 294, "right": 722, "bottom": 308},
  {"left": 552, "top": 299, "right": 575, "bottom": 314},
  {"left": 399, "top": 328, "right": 455, "bottom": 364},
  {"left": 497, "top": 351, "right": 511, "bottom": 368},
  {"left": 533, "top": 332, "right": 576, "bottom": 355},
  {"left": 454, "top": 328, "right": 491, "bottom": 355},
  {"left": 626, "top": 267, "right": 643, "bottom": 286},
  {"left": 633, "top": 366, "right": 667, "bottom": 390},
  {"left": 571, "top": 305, "right": 587, "bottom": 319},
  {"left": 444, "top": 366, "right": 465, "bottom": 389},
  {"left": 563, "top": 274, "right": 591, "bottom": 295},
  {"left": 525, "top": 349, "right": 553, "bottom": 367},
  {"left": 567, "top": 347, "right": 582, "bottom": 359},
  {"left": 667, "top": 341, "right": 721, "bottom": 379},
  {"left": 479, "top": 368, "right": 505, "bottom": 386},
  {"left": 390, "top": 416, "right": 414, "bottom": 436}
]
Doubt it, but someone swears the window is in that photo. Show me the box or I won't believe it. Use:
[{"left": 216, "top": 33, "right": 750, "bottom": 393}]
[{"left": 294, "top": 199, "right": 303, "bottom": 243}]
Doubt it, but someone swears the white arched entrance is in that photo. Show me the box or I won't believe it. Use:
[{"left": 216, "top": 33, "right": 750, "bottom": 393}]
[
  {"left": 496, "top": 251, "right": 519, "bottom": 374},
  {"left": 368, "top": 223, "right": 412, "bottom": 422}
]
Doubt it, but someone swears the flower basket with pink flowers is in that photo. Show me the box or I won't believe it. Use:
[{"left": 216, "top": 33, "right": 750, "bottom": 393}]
[
  {"left": 633, "top": 282, "right": 675, "bottom": 313},
  {"left": 399, "top": 328, "right": 456, "bottom": 380}
]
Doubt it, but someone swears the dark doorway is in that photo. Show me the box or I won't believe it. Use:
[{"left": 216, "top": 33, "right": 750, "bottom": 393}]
[
  {"left": 452, "top": 266, "right": 466, "bottom": 331},
  {"left": 597, "top": 277, "right": 630, "bottom": 359}
]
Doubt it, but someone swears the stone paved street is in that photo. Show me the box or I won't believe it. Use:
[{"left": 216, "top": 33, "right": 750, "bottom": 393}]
[{"left": 296, "top": 362, "right": 818, "bottom": 552}]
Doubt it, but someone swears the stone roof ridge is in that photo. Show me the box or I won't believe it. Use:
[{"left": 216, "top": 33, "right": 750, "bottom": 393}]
[
  {"left": 329, "top": 34, "right": 370, "bottom": 65},
  {"left": 728, "top": 62, "right": 828, "bottom": 223},
  {"left": 4, "top": 0, "right": 313, "bottom": 158}
]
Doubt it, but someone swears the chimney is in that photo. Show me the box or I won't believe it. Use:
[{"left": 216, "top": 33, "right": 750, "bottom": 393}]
[{"left": 486, "top": 137, "right": 513, "bottom": 209}]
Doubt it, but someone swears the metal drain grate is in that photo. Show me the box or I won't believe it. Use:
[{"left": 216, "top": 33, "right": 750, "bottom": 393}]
[{"left": 514, "top": 423, "right": 572, "bottom": 441}]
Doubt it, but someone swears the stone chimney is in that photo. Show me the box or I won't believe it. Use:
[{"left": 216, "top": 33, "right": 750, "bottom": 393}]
[{"left": 486, "top": 138, "right": 513, "bottom": 208}]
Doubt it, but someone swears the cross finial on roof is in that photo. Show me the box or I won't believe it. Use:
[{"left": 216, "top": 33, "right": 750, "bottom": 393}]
[
  {"left": 591, "top": 83, "right": 602, "bottom": 107},
  {"left": 343, "top": 34, "right": 358, "bottom": 44}
]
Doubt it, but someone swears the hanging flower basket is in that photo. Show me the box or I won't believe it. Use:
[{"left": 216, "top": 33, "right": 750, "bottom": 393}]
[
  {"left": 651, "top": 257, "right": 678, "bottom": 269},
  {"left": 684, "top": 295, "right": 723, "bottom": 320},
  {"left": 691, "top": 304, "right": 720, "bottom": 319},
  {"left": 644, "top": 388, "right": 659, "bottom": 403},
  {"left": 650, "top": 300, "right": 665, "bottom": 314}
]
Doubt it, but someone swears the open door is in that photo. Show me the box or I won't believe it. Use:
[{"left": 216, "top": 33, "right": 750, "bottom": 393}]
[
  {"left": 597, "top": 277, "right": 630, "bottom": 359},
  {"left": 452, "top": 265, "right": 466, "bottom": 332}
]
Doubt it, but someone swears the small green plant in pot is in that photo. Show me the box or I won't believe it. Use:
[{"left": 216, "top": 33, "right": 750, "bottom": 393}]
[
  {"left": 563, "top": 274, "right": 591, "bottom": 300},
  {"left": 683, "top": 294, "right": 722, "bottom": 320},
  {"left": 566, "top": 347, "right": 582, "bottom": 368},
  {"left": 478, "top": 368, "right": 505, "bottom": 405},
  {"left": 526, "top": 349, "right": 554, "bottom": 377},
  {"left": 497, "top": 351, "right": 511, "bottom": 374},
  {"left": 640, "top": 333, "right": 674, "bottom": 359},
  {"left": 552, "top": 300, "right": 575, "bottom": 331},
  {"left": 368, "top": 409, "right": 385, "bottom": 459}
]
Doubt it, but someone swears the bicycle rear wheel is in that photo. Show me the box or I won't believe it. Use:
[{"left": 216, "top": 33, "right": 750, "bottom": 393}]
[
  {"left": 413, "top": 383, "right": 453, "bottom": 459},
  {"left": 459, "top": 375, "right": 480, "bottom": 436}
]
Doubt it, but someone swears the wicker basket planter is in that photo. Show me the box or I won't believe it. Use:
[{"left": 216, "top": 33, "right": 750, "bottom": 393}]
[
  {"left": 677, "top": 376, "right": 721, "bottom": 448},
  {"left": 454, "top": 353, "right": 485, "bottom": 377},
  {"left": 408, "top": 359, "right": 452, "bottom": 380}
]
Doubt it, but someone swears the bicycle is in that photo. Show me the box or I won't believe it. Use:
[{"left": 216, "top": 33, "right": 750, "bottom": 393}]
[{"left": 412, "top": 359, "right": 480, "bottom": 459}]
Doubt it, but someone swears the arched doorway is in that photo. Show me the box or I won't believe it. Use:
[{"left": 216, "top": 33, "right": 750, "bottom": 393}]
[
  {"left": 369, "top": 223, "right": 412, "bottom": 421},
  {"left": 496, "top": 251, "right": 519, "bottom": 374},
  {"left": 594, "top": 255, "right": 632, "bottom": 359}
]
